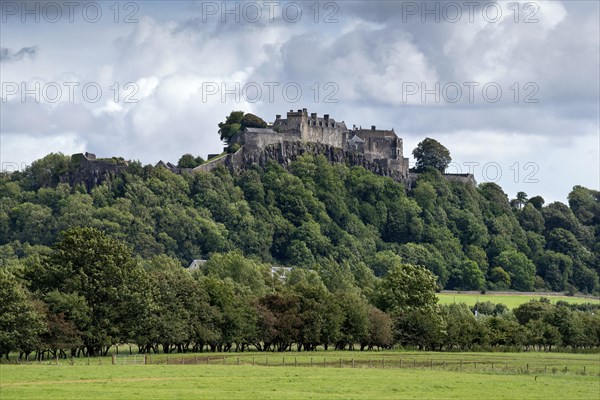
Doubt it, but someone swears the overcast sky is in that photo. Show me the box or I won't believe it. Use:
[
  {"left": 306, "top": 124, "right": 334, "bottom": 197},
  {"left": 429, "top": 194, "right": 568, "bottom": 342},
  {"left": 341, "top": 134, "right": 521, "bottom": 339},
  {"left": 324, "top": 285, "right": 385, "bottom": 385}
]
[{"left": 1, "top": 1, "right": 598, "bottom": 203}]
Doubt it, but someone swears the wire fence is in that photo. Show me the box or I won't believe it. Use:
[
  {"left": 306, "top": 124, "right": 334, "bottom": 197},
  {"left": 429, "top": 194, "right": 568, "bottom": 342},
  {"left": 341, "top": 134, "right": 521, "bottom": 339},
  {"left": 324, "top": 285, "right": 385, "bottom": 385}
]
[{"left": 12, "top": 353, "right": 595, "bottom": 377}]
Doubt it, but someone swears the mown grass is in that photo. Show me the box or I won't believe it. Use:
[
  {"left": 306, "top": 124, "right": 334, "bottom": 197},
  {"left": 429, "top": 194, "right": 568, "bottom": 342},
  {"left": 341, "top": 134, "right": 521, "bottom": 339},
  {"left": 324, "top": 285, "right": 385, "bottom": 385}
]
[
  {"left": 437, "top": 293, "right": 599, "bottom": 308},
  {"left": 2, "top": 352, "right": 598, "bottom": 399},
  {"left": 1, "top": 362, "right": 598, "bottom": 400}
]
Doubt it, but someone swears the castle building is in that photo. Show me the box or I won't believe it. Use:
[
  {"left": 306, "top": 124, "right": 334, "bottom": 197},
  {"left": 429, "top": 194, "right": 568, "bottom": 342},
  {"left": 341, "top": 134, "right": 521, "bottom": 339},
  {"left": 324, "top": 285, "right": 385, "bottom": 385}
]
[
  {"left": 237, "top": 108, "right": 410, "bottom": 179},
  {"left": 72, "top": 109, "right": 475, "bottom": 189}
]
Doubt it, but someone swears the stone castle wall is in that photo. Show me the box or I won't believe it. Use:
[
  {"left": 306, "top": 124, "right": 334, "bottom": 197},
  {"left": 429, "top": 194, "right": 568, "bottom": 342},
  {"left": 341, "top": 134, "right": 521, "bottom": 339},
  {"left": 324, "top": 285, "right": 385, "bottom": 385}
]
[{"left": 274, "top": 109, "right": 347, "bottom": 148}]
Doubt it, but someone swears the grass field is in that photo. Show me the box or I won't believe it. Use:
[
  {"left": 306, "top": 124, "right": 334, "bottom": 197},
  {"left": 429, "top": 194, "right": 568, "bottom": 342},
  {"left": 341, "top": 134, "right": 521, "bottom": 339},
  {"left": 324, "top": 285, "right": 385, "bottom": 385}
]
[
  {"left": 437, "top": 292, "right": 600, "bottom": 308},
  {"left": 1, "top": 352, "right": 598, "bottom": 399}
]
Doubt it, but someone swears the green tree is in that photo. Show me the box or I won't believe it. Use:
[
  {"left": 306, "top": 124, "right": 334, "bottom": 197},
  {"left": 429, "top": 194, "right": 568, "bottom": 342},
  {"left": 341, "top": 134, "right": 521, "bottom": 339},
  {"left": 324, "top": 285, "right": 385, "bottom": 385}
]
[
  {"left": 441, "top": 303, "right": 479, "bottom": 350},
  {"left": 528, "top": 195, "right": 545, "bottom": 210},
  {"left": 360, "top": 306, "right": 393, "bottom": 350},
  {"left": 0, "top": 270, "right": 45, "bottom": 359},
  {"left": 489, "top": 266, "right": 511, "bottom": 290},
  {"left": 512, "top": 192, "right": 528, "bottom": 209},
  {"left": 200, "top": 251, "right": 269, "bottom": 295},
  {"left": 382, "top": 198, "right": 423, "bottom": 244},
  {"left": 518, "top": 203, "right": 545, "bottom": 234},
  {"left": 412, "top": 138, "right": 451, "bottom": 172},
  {"left": 376, "top": 262, "right": 438, "bottom": 313},
  {"left": 448, "top": 260, "right": 484, "bottom": 290},
  {"left": 218, "top": 111, "right": 244, "bottom": 144},
  {"left": 493, "top": 250, "right": 536, "bottom": 291},
  {"left": 538, "top": 251, "right": 573, "bottom": 291},
  {"left": 27, "top": 227, "right": 146, "bottom": 356},
  {"left": 333, "top": 290, "right": 370, "bottom": 350},
  {"left": 394, "top": 307, "right": 445, "bottom": 350},
  {"left": 177, "top": 154, "right": 204, "bottom": 168},
  {"left": 218, "top": 111, "right": 267, "bottom": 146},
  {"left": 240, "top": 113, "right": 267, "bottom": 130}
]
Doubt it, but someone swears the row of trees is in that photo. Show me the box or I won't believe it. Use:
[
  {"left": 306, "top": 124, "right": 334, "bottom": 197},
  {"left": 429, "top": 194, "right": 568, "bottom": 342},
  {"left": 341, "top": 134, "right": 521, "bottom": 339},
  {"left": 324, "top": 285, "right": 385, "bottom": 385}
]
[{"left": 1, "top": 228, "right": 599, "bottom": 360}]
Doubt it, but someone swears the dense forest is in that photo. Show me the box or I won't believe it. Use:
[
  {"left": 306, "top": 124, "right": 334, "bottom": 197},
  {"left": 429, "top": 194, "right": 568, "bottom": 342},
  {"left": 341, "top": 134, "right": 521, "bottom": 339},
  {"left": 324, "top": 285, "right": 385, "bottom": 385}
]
[{"left": 1, "top": 151, "right": 599, "bottom": 359}]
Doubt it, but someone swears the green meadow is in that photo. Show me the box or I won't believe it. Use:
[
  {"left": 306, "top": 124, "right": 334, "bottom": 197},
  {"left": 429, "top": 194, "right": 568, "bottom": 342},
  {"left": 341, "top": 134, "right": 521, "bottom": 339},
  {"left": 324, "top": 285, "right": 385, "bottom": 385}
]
[
  {"left": 436, "top": 292, "right": 600, "bottom": 309},
  {"left": 1, "top": 351, "right": 598, "bottom": 400}
]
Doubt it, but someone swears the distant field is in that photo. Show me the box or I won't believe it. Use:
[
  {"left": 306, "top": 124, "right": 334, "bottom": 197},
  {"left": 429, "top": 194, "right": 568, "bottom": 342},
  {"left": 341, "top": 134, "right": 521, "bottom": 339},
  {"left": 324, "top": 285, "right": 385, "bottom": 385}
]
[
  {"left": 437, "top": 292, "right": 600, "bottom": 308},
  {"left": 1, "top": 352, "right": 598, "bottom": 399}
]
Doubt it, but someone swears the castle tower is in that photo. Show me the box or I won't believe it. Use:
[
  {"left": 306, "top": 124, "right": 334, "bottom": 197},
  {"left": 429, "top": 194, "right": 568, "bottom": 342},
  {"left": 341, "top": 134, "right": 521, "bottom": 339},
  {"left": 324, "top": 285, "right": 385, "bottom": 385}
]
[{"left": 285, "top": 108, "right": 309, "bottom": 139}]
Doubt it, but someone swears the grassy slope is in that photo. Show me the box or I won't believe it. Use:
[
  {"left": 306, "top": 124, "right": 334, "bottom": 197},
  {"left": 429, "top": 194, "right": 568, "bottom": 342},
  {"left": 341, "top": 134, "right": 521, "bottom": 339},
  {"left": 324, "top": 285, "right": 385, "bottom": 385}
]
[
  {"left": 437, "top": 293, "right": 600, "bottom": 309},
  {"left": 1, "top": 352, "right": 599, "bottom": 400}
]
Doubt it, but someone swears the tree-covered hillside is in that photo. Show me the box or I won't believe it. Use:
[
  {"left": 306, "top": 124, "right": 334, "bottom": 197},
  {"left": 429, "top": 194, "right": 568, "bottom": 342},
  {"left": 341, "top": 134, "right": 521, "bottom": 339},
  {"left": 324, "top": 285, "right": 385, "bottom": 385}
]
[
  {"left": 1, "top": 151, "right": 600, "bottom": 359},
  {"left": 1, "top": 152, "right": 598, "bottom": 294}
]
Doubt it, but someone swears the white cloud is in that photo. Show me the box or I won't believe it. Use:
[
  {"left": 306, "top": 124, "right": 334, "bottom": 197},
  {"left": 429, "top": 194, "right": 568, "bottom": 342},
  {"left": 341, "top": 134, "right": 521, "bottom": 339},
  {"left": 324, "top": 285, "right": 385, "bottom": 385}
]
[{"left": 0, "top": 1, "right": 598, "bottom": 202}]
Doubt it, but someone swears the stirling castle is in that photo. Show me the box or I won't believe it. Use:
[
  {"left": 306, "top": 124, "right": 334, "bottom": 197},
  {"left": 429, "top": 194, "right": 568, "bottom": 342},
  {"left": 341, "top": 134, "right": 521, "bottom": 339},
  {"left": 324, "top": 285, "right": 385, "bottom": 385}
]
[
  {"left": 197, "top": 108, "right": 413, "bottom": 182},
  {"left": 70, "top": 108, "right": 474, "bottom": 189}
]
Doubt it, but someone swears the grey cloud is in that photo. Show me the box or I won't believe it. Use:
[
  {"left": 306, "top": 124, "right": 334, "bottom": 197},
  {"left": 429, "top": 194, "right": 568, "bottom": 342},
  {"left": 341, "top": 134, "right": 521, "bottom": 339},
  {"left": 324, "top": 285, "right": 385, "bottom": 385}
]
[{"left": 0, "top": 46, "right": 38, "bottom": 63}]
